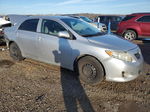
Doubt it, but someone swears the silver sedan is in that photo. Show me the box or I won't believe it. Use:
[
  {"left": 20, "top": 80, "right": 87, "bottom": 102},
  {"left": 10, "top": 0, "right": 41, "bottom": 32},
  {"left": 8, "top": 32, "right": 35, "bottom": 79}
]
[{"left": 4, "top": 16, "right": 144, "bottom": 84}]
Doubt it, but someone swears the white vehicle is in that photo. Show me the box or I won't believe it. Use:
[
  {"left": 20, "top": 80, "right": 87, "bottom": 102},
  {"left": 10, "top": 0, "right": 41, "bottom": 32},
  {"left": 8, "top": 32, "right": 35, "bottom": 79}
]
[{"left": 4, "top": 16, "right": 143, "bottom": 84}]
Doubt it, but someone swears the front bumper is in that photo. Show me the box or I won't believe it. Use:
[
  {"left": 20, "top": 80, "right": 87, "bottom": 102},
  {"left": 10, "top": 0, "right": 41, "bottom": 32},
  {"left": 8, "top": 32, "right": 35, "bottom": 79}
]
[{"left": 102, "top": 48, "right": 144, "bottom": 82}]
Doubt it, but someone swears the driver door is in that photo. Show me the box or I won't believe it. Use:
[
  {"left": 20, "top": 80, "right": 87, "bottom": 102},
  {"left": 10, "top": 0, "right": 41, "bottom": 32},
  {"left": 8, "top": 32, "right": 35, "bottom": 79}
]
[{"left": 37, "top": 19, "right": 73, "bottom": 68}]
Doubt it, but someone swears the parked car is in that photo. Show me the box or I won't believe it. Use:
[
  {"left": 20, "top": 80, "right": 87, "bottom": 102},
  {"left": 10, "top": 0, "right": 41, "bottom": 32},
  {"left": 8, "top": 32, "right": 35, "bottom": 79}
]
[
  {"left": 70, "top": 16, "right": 107, "bottom": 32},
  {"left": 117, "top": 13, "right": 150, "bottom": 41},
  {"left": 94, "top": 15, "right": 123, "bottom": 32},
  {"left": 4, "top": 16, "right": 143, "bottom": 85},
  {"left": 0, "top": 17, "right": 11, "bottom": 44}
]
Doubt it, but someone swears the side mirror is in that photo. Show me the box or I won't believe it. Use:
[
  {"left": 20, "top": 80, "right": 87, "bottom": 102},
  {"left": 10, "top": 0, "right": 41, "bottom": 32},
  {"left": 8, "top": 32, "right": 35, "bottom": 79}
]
[{"left": 58, "top": 31, "right": 70, "bottom": 38}]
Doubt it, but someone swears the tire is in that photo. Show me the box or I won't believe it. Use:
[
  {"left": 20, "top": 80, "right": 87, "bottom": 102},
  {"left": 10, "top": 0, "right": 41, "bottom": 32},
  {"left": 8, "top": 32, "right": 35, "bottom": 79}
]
[
  {"left": 77, "top": 56, "right": 104, "bottom": 85},
  {"left": 9, "top": 42, "right": 24, "bottom": 61},
  {"left": 123, "top": 30, "right": 137, "bottom": 41}
]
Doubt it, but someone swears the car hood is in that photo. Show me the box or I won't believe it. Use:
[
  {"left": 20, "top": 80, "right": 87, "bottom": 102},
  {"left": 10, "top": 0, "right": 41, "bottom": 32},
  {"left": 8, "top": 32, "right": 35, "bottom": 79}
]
[{"left": 87, "top": 34, "right": 137, "bottom": 51}]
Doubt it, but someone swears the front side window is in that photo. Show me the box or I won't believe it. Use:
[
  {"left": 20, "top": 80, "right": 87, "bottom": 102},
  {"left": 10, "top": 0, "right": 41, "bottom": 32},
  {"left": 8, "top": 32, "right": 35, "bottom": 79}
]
[
  {"left": 41, "top": 19, "right": 67, "bottom": 36},
  {"left": 61, "top": 18, "right": 104, "bottom": 37},
  {"left": 18, "top": 19, "right": 39, "bottom": 32},
  {"left": 137, "top": 16, "right": 150, "bottom": 22}
]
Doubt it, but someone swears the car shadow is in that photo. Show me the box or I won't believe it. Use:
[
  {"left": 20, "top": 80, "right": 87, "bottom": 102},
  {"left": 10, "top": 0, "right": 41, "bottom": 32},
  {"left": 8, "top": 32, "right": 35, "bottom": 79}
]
[
  {"left": 61, "top": 69, "right": 95, "bottom": 112},
  {"left": 53, "top": 38, "right": 95, "bottom": 112}
]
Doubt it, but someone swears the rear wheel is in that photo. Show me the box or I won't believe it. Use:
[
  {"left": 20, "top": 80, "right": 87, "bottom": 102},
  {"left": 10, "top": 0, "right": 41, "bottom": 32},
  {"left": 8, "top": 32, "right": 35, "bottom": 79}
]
[
  {"left": 9, "top": 42, "right": 24, "bottom": 61},
  {"left": 77, "top": 56, "right": 104, "bottom": 85},
  {"left": 123, "top": 30, "right": 137, "bottom": 41}
]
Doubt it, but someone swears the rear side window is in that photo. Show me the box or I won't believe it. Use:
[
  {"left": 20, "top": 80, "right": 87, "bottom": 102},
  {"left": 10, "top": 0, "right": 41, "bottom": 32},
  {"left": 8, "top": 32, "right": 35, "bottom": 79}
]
[
  {"left": 122, "top": 16, "right": 135, "bottom": 21},
  {"left": 18, "top": 19, "right": 39, "bottom": 32},
  {"left": 137, "top": 16, "right": 150, "bottom": 22}
]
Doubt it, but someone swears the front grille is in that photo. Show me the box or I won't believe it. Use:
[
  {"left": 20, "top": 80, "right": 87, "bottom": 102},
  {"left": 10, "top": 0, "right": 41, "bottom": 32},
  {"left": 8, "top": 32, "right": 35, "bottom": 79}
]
[{"left": 134, "top": 52, "right": 140, "bottom": 59}]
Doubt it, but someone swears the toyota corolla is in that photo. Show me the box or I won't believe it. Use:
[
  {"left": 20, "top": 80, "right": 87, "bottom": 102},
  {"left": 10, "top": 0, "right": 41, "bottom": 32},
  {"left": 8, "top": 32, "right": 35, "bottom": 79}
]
[{"left": 4, "top": 16, "right": 144, "bottom": 84}]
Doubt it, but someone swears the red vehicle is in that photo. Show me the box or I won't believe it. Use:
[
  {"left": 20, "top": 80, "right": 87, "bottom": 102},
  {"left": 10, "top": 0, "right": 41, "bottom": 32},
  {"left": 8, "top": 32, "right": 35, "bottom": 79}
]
[{"left": 117, "top": 13, "right": 150, "bottom": 41}]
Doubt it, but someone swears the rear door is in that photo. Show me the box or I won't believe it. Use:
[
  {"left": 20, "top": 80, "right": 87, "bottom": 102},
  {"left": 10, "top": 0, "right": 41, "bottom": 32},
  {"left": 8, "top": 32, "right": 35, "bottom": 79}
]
[
  {"left": 137, "top": 15, "right": 150, "bottom": 36},
  {"left": 16, "top": 19, "right": 39, "bottom": 59}
]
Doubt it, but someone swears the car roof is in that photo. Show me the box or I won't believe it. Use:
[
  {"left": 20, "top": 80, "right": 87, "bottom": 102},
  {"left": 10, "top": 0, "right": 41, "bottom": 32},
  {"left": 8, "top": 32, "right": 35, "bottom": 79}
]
[
  {"left": 27, "top": 16, "right": 74, "bottom": 20},
  {"left": 129, "top": 13, "right": 150, "bottom": 16},
  {"left": 10, "top": 16, "right": 75, "bottom": 27}
]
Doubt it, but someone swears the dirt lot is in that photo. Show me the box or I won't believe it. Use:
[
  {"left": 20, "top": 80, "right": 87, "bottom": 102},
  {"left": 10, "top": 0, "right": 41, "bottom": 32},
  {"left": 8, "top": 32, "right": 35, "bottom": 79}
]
[{"left": 0, "top": 40, "right": 150, "bottom": 112}]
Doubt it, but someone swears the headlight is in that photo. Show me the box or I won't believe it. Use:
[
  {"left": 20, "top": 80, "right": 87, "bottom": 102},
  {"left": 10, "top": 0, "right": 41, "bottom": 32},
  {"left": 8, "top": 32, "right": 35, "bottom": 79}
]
[{"left": 105, "top": 50, "right": 135, "bottom": 62}]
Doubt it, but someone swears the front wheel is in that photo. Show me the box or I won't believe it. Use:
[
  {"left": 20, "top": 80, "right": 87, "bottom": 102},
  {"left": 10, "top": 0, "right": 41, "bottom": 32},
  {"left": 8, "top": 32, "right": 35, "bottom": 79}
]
[
  {"left": 123, "top": 30, "right": 137, "bottom": 41},
  {"left": 77, "top": 56, "right": 104, "bottom": 85}
]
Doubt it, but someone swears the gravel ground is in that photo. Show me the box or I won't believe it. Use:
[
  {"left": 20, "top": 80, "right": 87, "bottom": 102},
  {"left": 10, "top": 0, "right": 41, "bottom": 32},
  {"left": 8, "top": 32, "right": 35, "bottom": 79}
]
[{"left": 0, "top": 40, "right": 150, "bottom": 112}]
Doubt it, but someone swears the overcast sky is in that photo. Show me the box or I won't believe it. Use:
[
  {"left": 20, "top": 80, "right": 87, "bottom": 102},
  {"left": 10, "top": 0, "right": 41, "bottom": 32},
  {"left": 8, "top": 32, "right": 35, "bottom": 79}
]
[{"left": 0, "top": 0, "right": 150, "bottom": 15}]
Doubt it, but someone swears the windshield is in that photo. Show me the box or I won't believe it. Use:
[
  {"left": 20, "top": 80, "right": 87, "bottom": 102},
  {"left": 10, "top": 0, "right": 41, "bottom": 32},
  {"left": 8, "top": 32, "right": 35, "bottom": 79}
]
[
  {"left": 61, "top": 18, "right": 103, "bottom": 37},
  {"left": 80, "top": 16, "right": 93, "bottom": 23}
]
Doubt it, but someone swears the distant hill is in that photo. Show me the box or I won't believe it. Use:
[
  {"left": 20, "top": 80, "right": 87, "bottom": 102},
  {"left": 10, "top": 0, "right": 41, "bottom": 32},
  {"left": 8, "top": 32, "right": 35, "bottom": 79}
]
[
  {"left": 0, "top": 13, "right": 126, "bottom": 19},
  {"left": 58, "top": 13, "right": 126, "bottom": 19}
]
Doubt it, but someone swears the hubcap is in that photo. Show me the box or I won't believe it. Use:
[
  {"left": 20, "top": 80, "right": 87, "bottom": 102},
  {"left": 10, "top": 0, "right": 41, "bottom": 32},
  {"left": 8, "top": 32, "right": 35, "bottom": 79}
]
[
  {"left": 124, "top": 32, "right": 135, "bottom": 40},
  {"left": 82, "top": 64, "right": 97, "bottom": 80}
]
